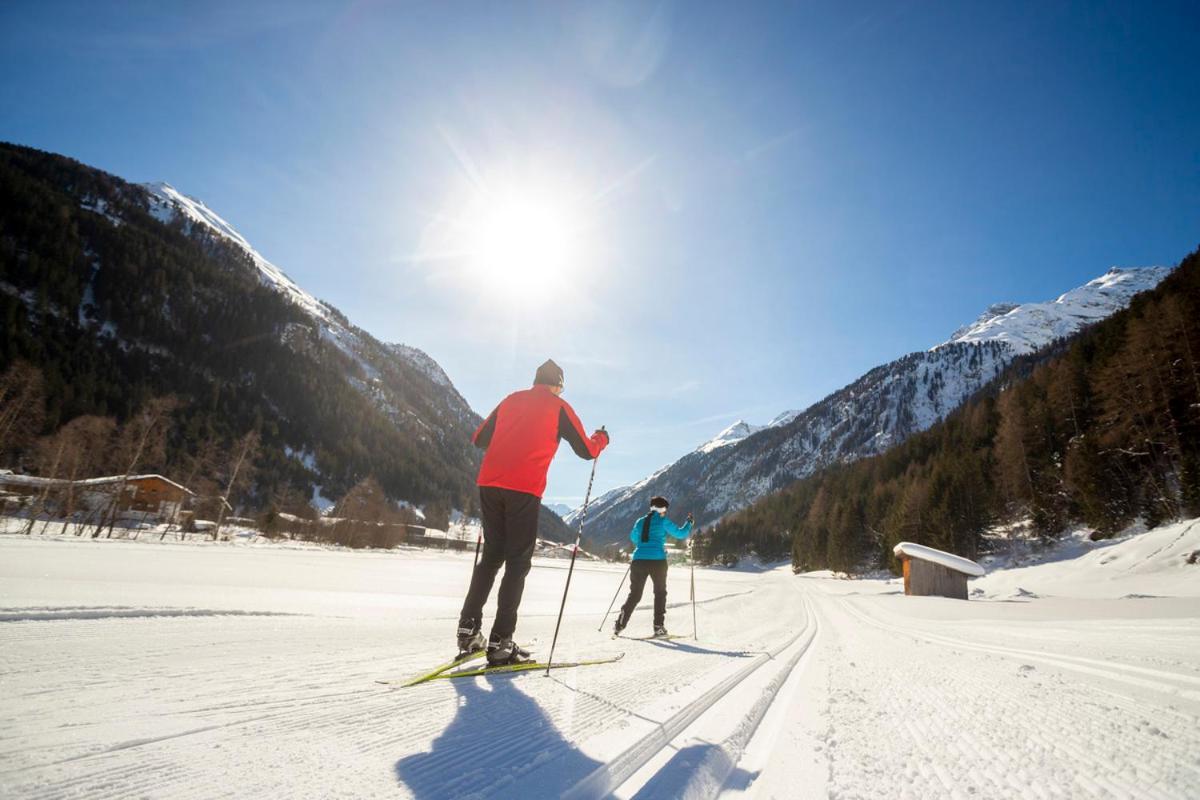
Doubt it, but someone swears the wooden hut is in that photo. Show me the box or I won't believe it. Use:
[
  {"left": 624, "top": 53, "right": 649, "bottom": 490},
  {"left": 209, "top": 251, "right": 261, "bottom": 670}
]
[
  {"left": 0, "top": 472, "right": 193, "bottom": 524},
  {"left": 892, "top": 542, "right": 984, "bottom": 600}
]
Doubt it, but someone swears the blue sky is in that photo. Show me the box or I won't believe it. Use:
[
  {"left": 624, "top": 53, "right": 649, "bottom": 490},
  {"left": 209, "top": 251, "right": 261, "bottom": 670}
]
[{"left": 2, "top": 1, "right": 1198, "bottom": 507}]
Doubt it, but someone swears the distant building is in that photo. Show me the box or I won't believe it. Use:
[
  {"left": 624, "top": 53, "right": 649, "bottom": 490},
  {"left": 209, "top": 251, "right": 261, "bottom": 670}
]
[
  {"left": 0, "top": 473, "right": 194, "bottom": 525},
  {"left": 892, "top": 542, "right": 984, "bottom": 600}
]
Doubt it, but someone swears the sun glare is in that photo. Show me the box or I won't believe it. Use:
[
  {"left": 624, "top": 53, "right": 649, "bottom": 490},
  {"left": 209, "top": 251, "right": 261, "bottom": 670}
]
[
  {"left": 466, "top": 189, "right": 575, "bottom": 297},
  {"left": 422, "top": 174, "right": 588, "bottom": 307}
]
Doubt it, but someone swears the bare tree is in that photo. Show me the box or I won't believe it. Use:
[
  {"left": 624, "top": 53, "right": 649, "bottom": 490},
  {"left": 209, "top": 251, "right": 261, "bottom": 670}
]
[
  {"left": 212, "top": 430, "right": 260, "bottom": 541},
  {"left": 23, "top": 434, "right": 66, "bottom": 535},
  {"left": 0, "top": 361, "right": 45, "bottom": 465},
  {"left": 332, "top": 476, "right": 400, "bottom": 548},
  {"left": 27, "top": 415, "right": 117, "bottom": 536},
  {"left": 94, "top": 397, "right": 178, "bottom": 538}
]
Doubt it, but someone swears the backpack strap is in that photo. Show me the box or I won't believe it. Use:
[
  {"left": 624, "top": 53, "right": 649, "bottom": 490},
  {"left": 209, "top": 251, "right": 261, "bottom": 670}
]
[{"left": 640, "top": 513, "right": 654, "bottom": 543}]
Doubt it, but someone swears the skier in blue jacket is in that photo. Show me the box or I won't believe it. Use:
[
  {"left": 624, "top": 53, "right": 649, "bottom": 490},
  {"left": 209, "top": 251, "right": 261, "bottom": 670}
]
[{"left": 613, "top": 495, "right": 693, "bottom": 637}]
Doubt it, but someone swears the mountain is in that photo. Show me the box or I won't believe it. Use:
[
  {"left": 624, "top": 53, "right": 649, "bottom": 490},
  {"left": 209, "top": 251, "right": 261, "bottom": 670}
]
[
  {"left": 578, "top": 265, "right": 1171, "bottom": 549},
  {"left": 0, "top": 142, "right": 484, "bottom": 518},
  {"left": 544, "top": 503, "right": 574, "bottom": 518},
  {"left": 708, "top": 247, "right": 1200, "bottom": 572},
  {"left": 938, "top": 268, "right": 1170, "bottom": 354}
]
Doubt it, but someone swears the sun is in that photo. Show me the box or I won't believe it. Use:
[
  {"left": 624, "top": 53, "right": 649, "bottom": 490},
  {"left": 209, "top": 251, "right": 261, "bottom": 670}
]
[
  {"left": 413, "top": 161, "right": 601, "bottom": 310},
  {"left": 464, "top": 187, "right": 576, "bottom": 299},
  {"left": 415, "top": 172, "right": 586, "bottom": 307}
]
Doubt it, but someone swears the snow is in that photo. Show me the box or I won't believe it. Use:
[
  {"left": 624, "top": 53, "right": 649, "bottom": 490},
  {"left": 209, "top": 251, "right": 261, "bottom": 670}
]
[
  {"left": 893, "top": 541, "right": 985, "bottom": 577},
  {"left": 283, "top": 445, "right": 318, "bottom": 472},
  {"left": 696, "top": 420, "right": 764, "bottom": 454},
  {"left": 139, "top": 181, "right": 469, "bottom": 442},
  {"left": 387, "top": 343, "right": 454, "bottom": 389},
  {"left": 939, "top": 266, "right": 1172, "bottom": 354},
  {"left": 310, "top": 483, "right": 336, "bottom": 512},
  {"left": 586, "top": 265, "right": 1173, "bottom": 537},
  {"left": 974, "top": 518, "right": 1200, "bottom": 600},
  {"left": 142, "top": 182, "right": 336, "bottom": 325},
  {"left": 2, "top": 518, "right": 1198, "bottom": 798},
  {"left": 79, "top": 196, "right": 123, "bottom": 227}
]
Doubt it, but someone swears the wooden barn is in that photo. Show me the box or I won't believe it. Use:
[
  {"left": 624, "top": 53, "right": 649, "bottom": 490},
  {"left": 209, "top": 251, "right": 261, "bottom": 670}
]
[
  {"left": 0, "top": 472, "right": 193, "bottom": 524},
  {"left": 892, "top": 542, "right": 984, "bottom": 600}
]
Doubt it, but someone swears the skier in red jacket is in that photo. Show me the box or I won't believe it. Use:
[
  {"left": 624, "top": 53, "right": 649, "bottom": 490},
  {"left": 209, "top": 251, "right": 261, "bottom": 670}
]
[{"left": 457, "top": 359, "right": 609, "bottom": 665}]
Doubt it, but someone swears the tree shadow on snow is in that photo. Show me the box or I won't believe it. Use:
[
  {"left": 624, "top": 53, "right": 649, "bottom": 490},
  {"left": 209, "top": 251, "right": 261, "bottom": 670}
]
[
  {"left": 629, "top": 741, "right": 759, "bottom": 799},
  {"left": 394, "top": 673, "right": 603, "bottom": 799}
]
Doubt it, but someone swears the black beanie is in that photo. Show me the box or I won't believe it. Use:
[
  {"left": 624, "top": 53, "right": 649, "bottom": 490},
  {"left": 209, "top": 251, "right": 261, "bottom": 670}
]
[
  {"left": 649, "top": 495, "right": 669, "bottom": 509},
  {"left": 534, "top": 359, "right": 564, "bottom": 388}
]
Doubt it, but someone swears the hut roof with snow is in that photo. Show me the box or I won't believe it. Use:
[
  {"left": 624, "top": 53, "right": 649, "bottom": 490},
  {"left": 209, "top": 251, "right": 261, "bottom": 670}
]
[{"left": 893, "top": 542, "right": 984, "bottom": 600}]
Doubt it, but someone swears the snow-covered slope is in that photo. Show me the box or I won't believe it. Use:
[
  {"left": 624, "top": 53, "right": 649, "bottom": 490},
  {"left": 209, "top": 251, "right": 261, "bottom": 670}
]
[
  {"left": 135, "top": 180, "right": 482, "bottom": 504},
  {"left": 144, "top": 182, "right": 336, "bottom": 324},
  {"left": 142, "top": 182, "right": 457, "bottom": 397},
  {"left": 544, "top": 503, "right": 573, "bottom": 518},
  {"left": 5, "top": 522, "right": 1197, "bottom": 798},
  {"left": 696, "top": 420, "right": 764, "bottom": 454},
  {"left": 581, "top": 265, "right": 1171, "bottom": 548},
  {"left": 974, "top": 517, "right": 1200, "bottom": 600},
  {"left": 940, "top": 267, "right": 1171, "bottom": 354}
]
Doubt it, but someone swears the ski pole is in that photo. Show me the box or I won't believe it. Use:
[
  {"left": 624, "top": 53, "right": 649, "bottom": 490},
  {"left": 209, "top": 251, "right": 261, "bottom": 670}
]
[
  {"left": 546, "top": 429, "right": 603, "bottom": 676},
  {"left": 690, "top": 532, "right": 698, "bottom": 640},
  {"left": 598, "top": 563, "right": 631, "bottom": 632}
]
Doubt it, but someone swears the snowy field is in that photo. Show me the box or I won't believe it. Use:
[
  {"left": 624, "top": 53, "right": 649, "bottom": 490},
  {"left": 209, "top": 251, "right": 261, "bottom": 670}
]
[{"left": 2, "top": 520, "right": 1199, "bottom": 799}]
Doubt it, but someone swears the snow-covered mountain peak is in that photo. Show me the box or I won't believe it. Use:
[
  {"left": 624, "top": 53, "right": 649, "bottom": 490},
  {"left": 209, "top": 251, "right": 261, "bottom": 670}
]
[
  {"left": 387, "top": 343, "right": 453, "bottom": 388},
  {"left": 141, "top": 181, "right": 334, "bottom": 325},
  {"left": 767, "top": 409, "right": 802, "bottom": 428},
  {"left": 697, "top": 420, "right": 763, "bottom": 454},
  {"left": 939, "top": 266, "right": 1171, "bottom": 355},
  {"left": 581, "top": 263, "right": 1172, "bottom": 547},
  {"left": 141, "top": 182, "right": 458, "bottom": 397},
  {"left": 948, "top": 303, "right": 1020, "bottom": 342}
]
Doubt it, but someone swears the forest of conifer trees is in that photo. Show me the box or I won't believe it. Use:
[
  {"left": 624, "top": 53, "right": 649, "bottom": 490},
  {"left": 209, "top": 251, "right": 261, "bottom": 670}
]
[
  {"left": 700, "top": 247, "right": 1200, "bottom": 573},
  {"left": 0, "top": 143, "right": 481, "bottom": 528}
]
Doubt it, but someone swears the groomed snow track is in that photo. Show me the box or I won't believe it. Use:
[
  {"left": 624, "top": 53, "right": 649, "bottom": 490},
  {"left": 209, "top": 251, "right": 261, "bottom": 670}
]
[
  {"left": 566, "top": 595, "right": 819, "bottom": 799},
  {"left": 5, "top": 535, "right": 1199, "bottom": 799}
]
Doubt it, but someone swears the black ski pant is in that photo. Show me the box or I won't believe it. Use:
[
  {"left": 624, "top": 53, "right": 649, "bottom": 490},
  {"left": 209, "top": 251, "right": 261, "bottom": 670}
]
[
  {"left": 459, "top": 486, "right": 541, "bottom": 640},
  {"left": 620, "top": 559, "right": 668, "bottom": 628}
]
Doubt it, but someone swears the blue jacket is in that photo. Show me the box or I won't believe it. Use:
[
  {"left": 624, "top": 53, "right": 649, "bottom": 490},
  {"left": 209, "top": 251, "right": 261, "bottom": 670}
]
[{"left": 629, "top": 512, "right": 692, "bottom": 561}]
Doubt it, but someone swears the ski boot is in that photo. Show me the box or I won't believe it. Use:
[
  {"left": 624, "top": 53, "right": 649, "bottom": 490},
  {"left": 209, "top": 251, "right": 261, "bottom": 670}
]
[
  {"left": 456, "top": 619, "right": 485, "bottom": 658},
  {"left": 613, "top": 609, "right": 629, "bottom": 637},
  {"left": 652, "top": 625, "right": 669, "bottom": 638},
  {"left": 486, "top": 634, "right": 532, "bottom": 666}
]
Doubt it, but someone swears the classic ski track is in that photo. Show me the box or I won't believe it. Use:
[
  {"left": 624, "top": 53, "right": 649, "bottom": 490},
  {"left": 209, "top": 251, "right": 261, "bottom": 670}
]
[
  {"left": 629, "top": 597, "right": 824, "bottom": 800},
  {"left": 814, "top": 590, "right": 1200, "bottom": 799},
  {"left": 562, "top": 588, "right": 815, "bottom": 800},
  {"left": 0, "top": 606, "right": 303, "bottom": 622},
  {"left": 2, "top": 574, "right": 805, "bottom": 798},
  {"left": 837, "top": 595, "right": 1200, "bottom": 702},
  {"left": 383, "top": 579, "right": 810, "bottom": 798}
]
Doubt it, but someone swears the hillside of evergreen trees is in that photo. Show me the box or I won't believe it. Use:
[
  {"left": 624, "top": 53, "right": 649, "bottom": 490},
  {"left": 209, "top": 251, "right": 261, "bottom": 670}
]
[
  {"left": 697, "top": 247, "right": 1200, "bottom": 572},
  {"left": 0, "top": 142, "right": 573, "bottom": 542}
]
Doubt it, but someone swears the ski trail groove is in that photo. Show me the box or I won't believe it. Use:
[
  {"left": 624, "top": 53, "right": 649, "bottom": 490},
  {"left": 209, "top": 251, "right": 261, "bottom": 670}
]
[
  {"left": 813, "top": 590, "right": 1200, "bottom": 798},
  {"left": 634, "top": 601, "right": 823, "bottom": 800},
  {"left": 0, "top": 606, "right": 302, "bottom": 622},
  {"left": 838, "top": 598, "right": 1200, "bottom": 702},
  {"left": 562, "top": 591, "right": 815, "bottom": 800}
]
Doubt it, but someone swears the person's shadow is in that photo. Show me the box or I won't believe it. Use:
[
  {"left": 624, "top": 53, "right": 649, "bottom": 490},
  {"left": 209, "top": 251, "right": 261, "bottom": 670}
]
[
  {"left": 394, "top": 673, "right": 603, "bottom": 799},
  {"left": 639, "top": 638, "right": 755, "bottom": 659}
]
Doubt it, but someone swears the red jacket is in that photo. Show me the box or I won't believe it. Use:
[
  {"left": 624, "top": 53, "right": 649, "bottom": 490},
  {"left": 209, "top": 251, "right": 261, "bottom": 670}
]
[{"left": 473, "top": 385, "right": 608, "bottom": 498}]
